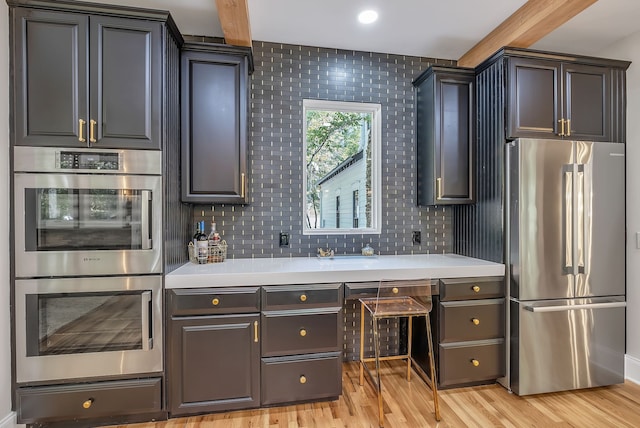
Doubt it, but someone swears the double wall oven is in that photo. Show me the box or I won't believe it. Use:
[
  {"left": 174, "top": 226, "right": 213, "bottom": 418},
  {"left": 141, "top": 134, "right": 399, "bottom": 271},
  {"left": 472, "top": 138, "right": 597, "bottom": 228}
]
[{"left": 13, "top": 146, "right": 163, "bottom": 384}]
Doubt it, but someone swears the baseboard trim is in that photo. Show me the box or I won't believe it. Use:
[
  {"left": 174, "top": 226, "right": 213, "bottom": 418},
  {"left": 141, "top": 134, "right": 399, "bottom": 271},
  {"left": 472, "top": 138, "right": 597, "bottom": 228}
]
[
  {"left": 626, "top": 354, "right": 640, "bottom": 385},
  {"left": 0, "top": 411, "right": 17, "bottom": 428}
]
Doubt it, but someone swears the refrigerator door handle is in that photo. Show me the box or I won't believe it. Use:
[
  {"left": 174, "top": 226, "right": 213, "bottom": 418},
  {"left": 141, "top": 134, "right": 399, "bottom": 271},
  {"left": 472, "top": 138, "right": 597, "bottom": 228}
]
[
  {"left": 524, "top": 301, "right": 626, "bottom": 312},
  {"left": 562, "top": 165, "right": 573, "bottom": 274},
  {"left": 576, "top": 164, "right": 585, "bottom": 274}
]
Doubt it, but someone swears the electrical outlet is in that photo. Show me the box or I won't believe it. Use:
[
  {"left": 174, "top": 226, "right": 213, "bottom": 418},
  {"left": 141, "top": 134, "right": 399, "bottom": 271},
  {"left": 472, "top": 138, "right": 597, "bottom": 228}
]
[
  {"left": 279, "top": 232, "right": 290, "bottom": 248},
  {"left": 412, "top": 231, "right": 421, "bottom": 245}
]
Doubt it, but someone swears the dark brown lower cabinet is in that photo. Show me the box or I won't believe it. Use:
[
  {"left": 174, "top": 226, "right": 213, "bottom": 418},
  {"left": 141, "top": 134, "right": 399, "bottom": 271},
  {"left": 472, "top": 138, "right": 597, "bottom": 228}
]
[
  {"left": 260, "top": 284, "right": 343, "bottom": 406},
  {"left": 438, "top": 340, "right": 504, "bottom": 388},
  {"left": 261, "top": 352, "right": 342, "bottom": 405},
  {"left": 412, "top": 277, "right": 506, "bottom": 389},
  {"left": 168, "top": 314, "right": 260, "bottom": 416},
  {"left": 16, "top": 378, "right": 162, "bottom": 425}
]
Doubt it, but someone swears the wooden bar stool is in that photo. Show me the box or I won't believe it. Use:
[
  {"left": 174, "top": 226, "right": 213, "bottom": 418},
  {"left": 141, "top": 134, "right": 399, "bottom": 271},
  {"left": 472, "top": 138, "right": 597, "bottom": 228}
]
[{"left": 358, "top": 279, "right": 440, "bottom": 427}]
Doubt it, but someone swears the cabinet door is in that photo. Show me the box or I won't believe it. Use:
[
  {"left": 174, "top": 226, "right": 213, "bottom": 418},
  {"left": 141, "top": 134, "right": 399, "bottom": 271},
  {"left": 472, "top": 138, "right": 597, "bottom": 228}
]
[
  {"left": 90, "top": 16, "right": 162, "bottom": 149},
  {"left": 181, "top": 49, "right": 248, "bottom": 203},
  {"left": 435, "top": 74, "right": 474, "bottom": 203},
  {"left": 12, "top": 9, "right": 88, "bottom": 147},
  {"left": 168, "top": 314, "right": 260, "bottom": 416},
  {"left": 507, "top": 58, "right": 561, "bottom": 139},
  {"left": 563, "top": 64, "right": 611, "bottom": 142},
  {"left": 415, "top": 67, "right": 474, "bottom": 206}
]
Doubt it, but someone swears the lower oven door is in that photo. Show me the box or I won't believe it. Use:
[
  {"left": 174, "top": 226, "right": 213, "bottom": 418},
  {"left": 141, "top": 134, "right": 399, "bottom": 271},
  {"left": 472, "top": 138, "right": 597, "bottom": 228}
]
[
  {"left": 14, "top": 172, "right": 162, "bottom": 277},
  {"left": 15, "top": 276, "right": 163, "bottom": 384}
]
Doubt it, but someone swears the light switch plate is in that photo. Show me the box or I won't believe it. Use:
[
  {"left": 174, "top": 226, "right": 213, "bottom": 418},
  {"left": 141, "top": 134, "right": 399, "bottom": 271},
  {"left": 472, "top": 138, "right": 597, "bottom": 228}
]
[{"left": 636, "top": 232, "right": 640, "bottom": 249}]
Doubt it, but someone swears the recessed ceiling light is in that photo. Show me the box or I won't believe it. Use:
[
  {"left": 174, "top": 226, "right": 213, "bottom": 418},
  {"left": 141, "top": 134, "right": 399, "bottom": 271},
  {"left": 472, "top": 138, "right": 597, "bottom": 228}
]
[{"left": 358, "top": 10, "right": 378, "bottom": 24}]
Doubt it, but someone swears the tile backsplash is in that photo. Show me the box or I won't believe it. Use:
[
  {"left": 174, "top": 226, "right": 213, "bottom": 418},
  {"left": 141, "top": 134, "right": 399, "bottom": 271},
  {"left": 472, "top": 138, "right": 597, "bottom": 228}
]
[{"left": 193, "top": 42, "right": 455, "bottom": 259}]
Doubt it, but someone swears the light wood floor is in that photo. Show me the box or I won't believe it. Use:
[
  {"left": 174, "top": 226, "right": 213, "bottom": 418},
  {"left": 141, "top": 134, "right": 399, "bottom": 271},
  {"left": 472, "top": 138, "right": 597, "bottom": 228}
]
[{"left": 110, "top": 361, "right": 640, "bottom": 427}]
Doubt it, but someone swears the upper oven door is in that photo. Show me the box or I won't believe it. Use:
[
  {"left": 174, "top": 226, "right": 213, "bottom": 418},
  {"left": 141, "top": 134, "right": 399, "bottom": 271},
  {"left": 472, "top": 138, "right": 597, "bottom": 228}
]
[{"left": 14, "top": 173, "right": 162, "bottom": 277}]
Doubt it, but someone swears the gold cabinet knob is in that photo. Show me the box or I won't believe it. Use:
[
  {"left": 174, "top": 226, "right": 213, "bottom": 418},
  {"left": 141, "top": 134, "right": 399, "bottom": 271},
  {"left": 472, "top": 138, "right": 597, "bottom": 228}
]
[
  {"left": 83, "top": 398, "right": 94, "bottom": 409},
  {"left": 472, "top": 285, "right": 480, "bottom": 293},
  {"left": 299, "top": 375, "right": 307, "bottom": 384},
  {"left": 392, "top": 287, "right": 399, "bottom": 294},
  {"left": 471, "top": 318, "right": 480, "bottom": 326},
  {"left": 471, "top": 359, "right": 480, "bottom": 367},
  {"left": 300, "top": 294, "right": 307, "bottom": 302},
  {"left": 212, "top": 298, "right": 220, "bottom": 306},
  {"left": 299, "top": 329, "right": 307, "bottom": 337}
]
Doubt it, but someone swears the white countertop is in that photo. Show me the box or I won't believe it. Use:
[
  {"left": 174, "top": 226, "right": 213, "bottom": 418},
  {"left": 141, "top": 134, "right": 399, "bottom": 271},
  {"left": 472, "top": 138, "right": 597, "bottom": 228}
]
[{"left": 165, "top": 254, "right": 504, "bottom": 288}]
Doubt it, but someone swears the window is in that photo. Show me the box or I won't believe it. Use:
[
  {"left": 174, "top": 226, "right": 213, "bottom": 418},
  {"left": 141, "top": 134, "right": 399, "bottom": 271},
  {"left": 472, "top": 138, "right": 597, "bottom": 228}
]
[{"left": 303, "top": 100, "right": 381, "bottom": 235}]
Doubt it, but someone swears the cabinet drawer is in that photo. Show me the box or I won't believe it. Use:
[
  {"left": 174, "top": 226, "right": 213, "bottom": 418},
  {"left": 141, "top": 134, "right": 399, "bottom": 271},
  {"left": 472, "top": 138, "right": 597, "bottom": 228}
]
[
  {"left": 16, "top": 378, "right": 161, "bottom": 424},
  {"left": 439, "top": 340, "right": 504, "bottom": 387},
  {"left": 440, "top": 299, "right": 504, "bottom": 342},
  {"left": 262, "top": 283, "right": 342, "bottom": 310},
  {"left": 262, "top": 308, "right": 341, "bottom": 357},
  {"left": 168, "top": 287, "right": 260, "bottom": 315},
  {"left": 439, "top": 277, "right": 504, "bottom": 301},
  {"left": 261, "top": 352, "right": 342, "bottom": 405},
  {"left": 345, "top": 280, "right": 437, "bottom": 301}
]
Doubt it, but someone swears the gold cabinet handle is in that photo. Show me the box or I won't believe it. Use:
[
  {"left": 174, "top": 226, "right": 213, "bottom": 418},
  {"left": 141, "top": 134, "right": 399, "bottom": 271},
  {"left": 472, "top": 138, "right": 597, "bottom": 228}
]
[
  {"left": 254, "top": 320, "right": 259, "bottom": 342},
  {"left": 240, "top": 173, "right": 246, "bottom": 198},
  {"left": 89, "top": 119, "right": 97, "bottom": 143},
  {"left": 392, "top": 287, "right": 399, "bottom": 294},
  {"left": 472, "top": 285, "right": 480, "bottom": 293},
  {"left": 566, "top": 118, "right": 571, "bottom": 137},
  {"left": 299, "top": 375, "right": 307, "bottom": 384},
  {"left": 300, "top": 294, "right": 307, "bottom": 302},
  {"left": 471, "top": 359, "right": 480, "bottom": 367},
  {"left": 211, "top": 298, "right": 220, "bottom": 306},
  {"left": 436, "top": 177, "right": 443, "bottom": 200},
  {"left": 299, "top": 328, "right": 307, "bottom": 337},
  {"left": 78, "top": 119, "right": 86, "bottom": 143},
  {"left": 471, "top": 318, "right": 480, "bottom": 326},
  {"left": 558, "top": 118, "right": 565, "bottom": 136},
  {"left": 82, "top": 398, "right": 94, "bottom": 409}
]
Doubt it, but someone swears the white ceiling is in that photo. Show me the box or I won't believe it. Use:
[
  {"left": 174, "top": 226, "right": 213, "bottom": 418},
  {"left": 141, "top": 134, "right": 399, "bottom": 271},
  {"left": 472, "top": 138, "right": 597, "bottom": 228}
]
[{"left": 84, "top": 0, "right": 640, "bottom": 60}]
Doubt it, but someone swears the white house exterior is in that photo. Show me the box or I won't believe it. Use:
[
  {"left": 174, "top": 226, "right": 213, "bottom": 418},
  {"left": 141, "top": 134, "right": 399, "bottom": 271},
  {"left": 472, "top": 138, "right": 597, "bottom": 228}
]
[{"left": 317, "top": 150, "right": 368, "bottom": 229}]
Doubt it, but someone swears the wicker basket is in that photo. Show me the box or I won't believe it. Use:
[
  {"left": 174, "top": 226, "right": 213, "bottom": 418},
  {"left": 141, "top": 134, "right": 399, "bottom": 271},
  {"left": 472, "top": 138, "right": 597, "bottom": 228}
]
[{"left": 188, "top": 240, "right": 228, "bottom": 264}]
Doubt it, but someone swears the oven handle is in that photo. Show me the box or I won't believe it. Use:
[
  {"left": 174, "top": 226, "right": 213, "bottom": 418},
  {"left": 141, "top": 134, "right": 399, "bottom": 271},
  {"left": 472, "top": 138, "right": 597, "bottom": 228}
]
[
  {"left": 141, "top": 291, "right": 153, "bottom": 350},
  {"left": 141, "top": 190, "right": 152, "bottom": 250}
]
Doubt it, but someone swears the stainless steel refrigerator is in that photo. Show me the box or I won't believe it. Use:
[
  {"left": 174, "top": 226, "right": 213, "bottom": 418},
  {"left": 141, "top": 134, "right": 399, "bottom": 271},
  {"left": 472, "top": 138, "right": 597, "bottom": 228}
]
[{"left": 504, "top": 138, "right": 626, "bottom": 396}]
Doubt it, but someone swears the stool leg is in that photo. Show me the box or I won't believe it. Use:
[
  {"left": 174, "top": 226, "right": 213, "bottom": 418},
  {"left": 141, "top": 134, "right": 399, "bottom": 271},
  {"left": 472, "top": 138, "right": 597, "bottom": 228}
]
[
  {"left": 425, "top": 313, "right": 441, "bottom": 421},
  {"left": 373, "top": 316, "right": 384, "bottom": 427},
  {"left": 407, "top": 316, "right": 412, "bottom": 382},
  {"left": 359, "top": 302, "right": 365, "bottom": 386}
]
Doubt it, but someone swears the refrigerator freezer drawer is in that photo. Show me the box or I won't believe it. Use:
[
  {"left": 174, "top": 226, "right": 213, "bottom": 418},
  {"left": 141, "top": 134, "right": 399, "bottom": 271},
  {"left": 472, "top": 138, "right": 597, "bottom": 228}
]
[{"left": 510, "top": 298, "right": 625, "bottom": 396}]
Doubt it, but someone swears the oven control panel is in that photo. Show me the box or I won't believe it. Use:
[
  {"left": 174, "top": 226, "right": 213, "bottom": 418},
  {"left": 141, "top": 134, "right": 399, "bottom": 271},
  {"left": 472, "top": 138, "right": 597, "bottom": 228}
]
[
  {"left": 58, "top": 152, "right": 120, "bottom": 170},
  {"left": 14, "top": 146, "right": 161, "bottom": 175}
]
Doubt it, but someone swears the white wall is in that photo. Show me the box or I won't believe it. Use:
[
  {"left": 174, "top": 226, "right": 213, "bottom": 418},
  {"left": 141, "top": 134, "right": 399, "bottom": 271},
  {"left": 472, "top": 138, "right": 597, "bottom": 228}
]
[
  {"left": 603, "top": 31, "right": 640, "bottom": 383},
  {"left": 0, "top": 2, "right": 14, "bottom": 426}
]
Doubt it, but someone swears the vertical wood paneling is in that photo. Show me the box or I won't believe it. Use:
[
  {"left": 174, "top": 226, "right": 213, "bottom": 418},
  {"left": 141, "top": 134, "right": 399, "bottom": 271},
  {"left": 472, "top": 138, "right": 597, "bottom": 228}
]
[
  {"left": 163, "top": 30, "right": 192, "bottom": 273},
  {"left": 453, "top": 59, "right": 505, "bottom": 263}
]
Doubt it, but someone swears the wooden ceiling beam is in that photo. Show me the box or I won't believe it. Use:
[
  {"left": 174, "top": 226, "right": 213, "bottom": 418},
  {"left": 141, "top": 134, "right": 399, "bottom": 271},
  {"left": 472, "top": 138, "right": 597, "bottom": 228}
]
[
  {"left": 214, "top": 0, "right": 252, "bottom": 47},
  {"left": 457, "top": 0, "right": 597, "bottom": 68}
]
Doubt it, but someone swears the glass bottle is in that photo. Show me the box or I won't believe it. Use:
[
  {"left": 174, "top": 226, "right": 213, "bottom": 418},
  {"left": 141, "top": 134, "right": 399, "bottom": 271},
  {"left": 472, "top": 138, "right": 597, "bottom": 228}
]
[{"left": 196, "top": 220, "right": 208, "bottom": 264}]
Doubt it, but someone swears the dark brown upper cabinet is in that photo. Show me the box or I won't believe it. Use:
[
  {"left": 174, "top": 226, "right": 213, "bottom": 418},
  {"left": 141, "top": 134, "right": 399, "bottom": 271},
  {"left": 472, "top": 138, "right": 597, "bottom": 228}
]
[
  {"left": 181, "top": 42, "right": 251, "bottom": 204},
  {"left": 414, "top": 66, "right": 475, "bottom": 206},
  {"left": 11, "top": 8, "right": 162, "bottom": 149},
  {"left": 506, "top": 51, "right": 628, "bottom": 142}
]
